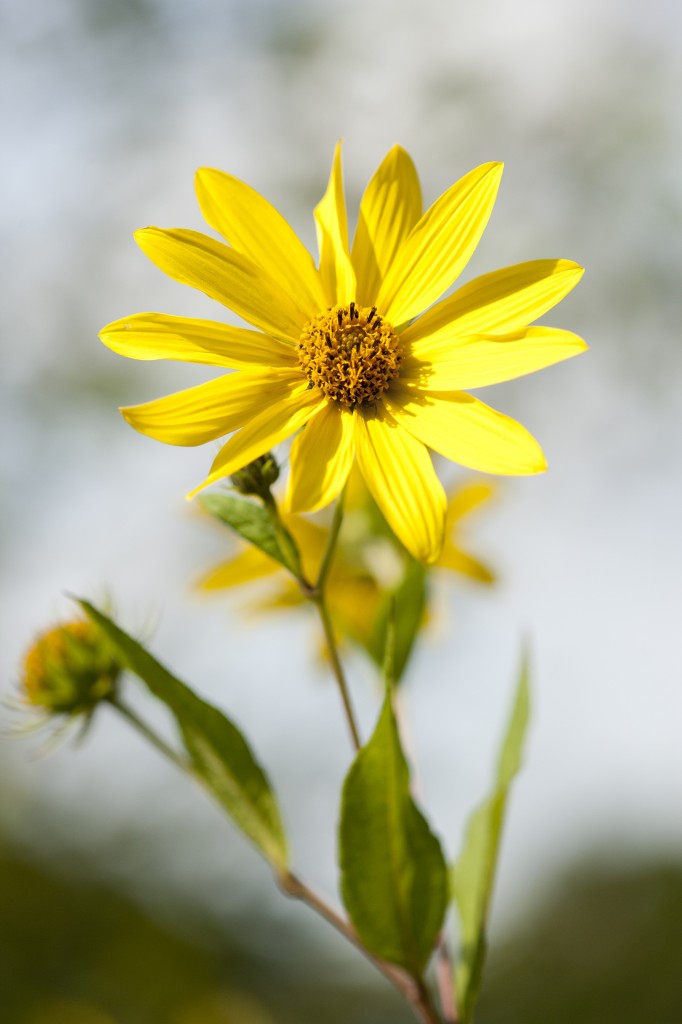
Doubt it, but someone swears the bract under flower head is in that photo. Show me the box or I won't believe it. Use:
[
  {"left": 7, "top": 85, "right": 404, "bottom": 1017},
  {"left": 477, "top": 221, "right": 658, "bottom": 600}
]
[
  {"left": 22, "top": 619, "right": 120, "bottom": 715},
  {"left": 101, "top": 144, "right": 586, "bottom": 564}
]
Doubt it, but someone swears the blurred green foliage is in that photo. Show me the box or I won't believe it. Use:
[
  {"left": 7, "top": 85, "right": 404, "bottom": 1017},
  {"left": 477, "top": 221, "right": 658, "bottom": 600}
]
[
  {"left": 480, "top": 860, "right": 682, "bottom": 1024},
  {"left": 2, "top": 830, "right": 681, "bottom": 1024}
]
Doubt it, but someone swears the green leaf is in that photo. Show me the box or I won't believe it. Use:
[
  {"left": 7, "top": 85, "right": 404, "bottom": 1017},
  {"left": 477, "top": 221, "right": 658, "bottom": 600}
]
[
  {"left": 364, "top": 559, "right": 427, "bottom": 683},
  {"left": 339, "top": 686, "right": 448, "bottom": 977},
  {"left": 200, "top": 493, "right": 301, "bottom": 576},
  {"left": 78, "top": 600, "right": 288, "bottom": 872},
  {"left": 451, "top": 655, "right": 531, "bottom": 1022}
]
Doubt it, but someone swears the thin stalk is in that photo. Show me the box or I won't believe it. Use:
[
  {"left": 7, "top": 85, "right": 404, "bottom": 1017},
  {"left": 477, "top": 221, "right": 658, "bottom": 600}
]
[
  {"left": 109, "top": 696, "right": 189, "bottom": 773},
  {"left": 309, "top": 488, "right": 362, "bottom": 751},
  {"left": 315, "top": 486, "right": 346, "bottom": 592},
  {"left": 436, "top": 936, "right": 459, "bottom": 1023},
  {"left": 281, "top": 872, "right": 441, "bottom": 1024},
  {"left": 263, "top": 492, "right": 303, "bottom": 580},
  {"left": 315, "top": 594, "right": 362, "bottom": 751}
]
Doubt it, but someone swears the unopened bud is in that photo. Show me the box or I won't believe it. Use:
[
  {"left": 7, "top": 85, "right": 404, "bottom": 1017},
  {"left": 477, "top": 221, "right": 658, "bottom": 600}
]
[
  {"left": 21, "top": 619, "right": 120, "bottom": 715},
  {"left": 230, "top": 453, "right": 280, "bottom": 500}
]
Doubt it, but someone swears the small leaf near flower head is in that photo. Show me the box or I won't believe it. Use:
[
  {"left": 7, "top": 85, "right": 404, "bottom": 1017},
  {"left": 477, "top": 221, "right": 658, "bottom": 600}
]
[
  {"left": 200, "top": 492, "right": 301, "bottom": 578},
  {"left": 78, "top": 600, "right": 288, "bottom": 873},
  {"left": 451, "top": 653, "right": 530, "bottom": 1023}
]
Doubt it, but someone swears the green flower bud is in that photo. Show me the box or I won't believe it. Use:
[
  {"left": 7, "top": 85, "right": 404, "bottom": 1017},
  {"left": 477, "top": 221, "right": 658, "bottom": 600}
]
[
  {"left": 22, "top": 619, "right": 120, "bottom": 715},
  {"left": 230, "top": 453, "right": 280, "bottom": 500}
]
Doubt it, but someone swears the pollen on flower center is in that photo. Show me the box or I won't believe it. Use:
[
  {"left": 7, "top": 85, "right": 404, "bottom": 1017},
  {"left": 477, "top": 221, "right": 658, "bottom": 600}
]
[{"left": 298, "top": 302, "right": 402, "bottom": 408}]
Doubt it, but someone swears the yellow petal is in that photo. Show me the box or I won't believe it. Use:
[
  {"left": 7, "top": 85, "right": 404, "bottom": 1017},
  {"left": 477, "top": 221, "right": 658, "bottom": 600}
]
[
  {"left": 100, "top": 313, "right": 298, "bottom": 369},
  {"left": 248, "top": 581, "right": 306, "bottom": 615},
  {"left": 135, "top": 228, "right": 305, "bottom": 341},
  {"left": 402, "top": 259, "right": 584, "bottom": 344},
  {"left": 437, "top": 544, "right": 495, "bottom": 584},
  {"left": 400, "top": 327, "right": 588, "bottom": 390},
  {"left": 385, "top": 387, "right": 547, "bottom": 475},
  {"left": 286, "top": 403, "right": 354, "bottom": 513},
  {"left": 197, "top": 547, "right": 279, "bottom": 590},
  {"left": 121, "top": 369, "right": 300, "bottom": 446},
  {"left": 195, "top": 167, "right": 326, "bottom": 321},
  {"left": 351, "top": 145, "right": 422, "bottom": 306},
  {"left": 445, "top": 481, "right": 495, "bottom": 528},
  {"left": 314, "top": 142, "right": 356, "bottom": 305},
  {"left": 354, "top": 405, "right": 446, "bottom": 564},
  {"left": 188, "top": 382, "right": 326, "bottom": 497},
  {"left": 376, "top": 162, "right": 503, "bottom": 326}
]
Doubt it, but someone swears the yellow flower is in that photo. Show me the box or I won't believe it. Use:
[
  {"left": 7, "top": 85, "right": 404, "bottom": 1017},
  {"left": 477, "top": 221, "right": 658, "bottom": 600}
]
[{"left": 101, "top": 145, "right": 586, "bottom": 563}]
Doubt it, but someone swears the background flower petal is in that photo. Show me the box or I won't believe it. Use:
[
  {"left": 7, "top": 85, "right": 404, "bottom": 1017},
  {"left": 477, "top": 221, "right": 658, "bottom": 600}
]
[
  {"left": 120, "top": 369, "right": 302, "bottom": 446},
  {"left": 314, "top": 141, "right": 356, "bottom": 306},
  {"left": 351, "top": 145, "right": 422, "bottom": 307},
  {"left": 400, "top": 327, "right": 588, "bottom": 390},
  {"left": 354, "top": 405, "right": 446, "bottom": 564},
  {"left": 402, "top": 259, "right": 585, "bottom": 344},
  {"left": 195, "top": 167, "right": 326, "bottom": 322},
  {"left": 445, "top": 481, "right": 495, "bottom": 527},
  {"left": 189, "top": 383, "right": 326, "bottom": 497},
  {"left": 197, "top": 547, "right": 279, "bottom": 590},
  {"left": 437, "top": 545, "right": 495, "bottom": 584},
  {"left": 385, "top": 388, "right": 547, "bottom": 475},
  {"left": 100, "top": 313, "right": 299, "bottom": 368},
  {"left": 376, "top": 162, "right": 503, "bottom": 327},
  {"left": 135, "top": 228, "right": 305, "bottom": 341},
  {"left": 286, "top": 403, "right": 354, "bottom": 513}
]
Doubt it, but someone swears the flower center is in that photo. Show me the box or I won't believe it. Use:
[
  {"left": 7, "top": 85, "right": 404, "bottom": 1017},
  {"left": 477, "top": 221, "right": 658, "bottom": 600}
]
[{"left": 298, "top": 303, "right": 402, "bottom": 408}]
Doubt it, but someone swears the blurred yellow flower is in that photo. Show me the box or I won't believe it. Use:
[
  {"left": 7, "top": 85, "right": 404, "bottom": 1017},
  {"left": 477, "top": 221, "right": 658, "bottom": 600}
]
[
  {"left": 197, "top": 476, "right": 495, "bottom": 662},
  {"left": 198, "top": 505, "right": 383, "bottom": 648},
  {"left": 101, "top": 145, "right": 585, "bottom": 563}
]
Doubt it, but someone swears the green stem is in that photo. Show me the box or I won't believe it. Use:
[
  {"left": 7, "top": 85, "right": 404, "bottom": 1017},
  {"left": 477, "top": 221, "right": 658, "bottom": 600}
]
[
  {"left": 281, "top": 872, "right": 441, "bottom": 1024},
  {"left": 108, "top": 696, "right": 189, "bottom": 773},
  {"left": 436, "top": 936, "right": 459, "bottom": 1023},
  {"left": 309, "top": 489, "right": 362, "bottom": 751},
  {"left": 263, "top": 492, "right": 304, "bottom": 580},
  {"left": 315, "top": 594, "right": 362, "bottom": 751},
  {"left": 315, "top": 486, "right": 346, "bottom": 592}
]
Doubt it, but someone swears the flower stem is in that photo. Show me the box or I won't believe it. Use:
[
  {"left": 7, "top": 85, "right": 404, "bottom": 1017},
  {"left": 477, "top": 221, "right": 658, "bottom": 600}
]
[
  {"left": 281, "top": 871, "right": 441, "bottom": 1023},
  {"left": 310, "top": 490, "right": 362, "bottom": 752},
  {"left": 436, "top": 936, "right": 460, "bottom": 1023},
  {"left": 108, "top": 696, "right": 189, "bottom": 773},
  {"left": 315, "top": 487, "right": 345, "bottom": 591},
  {"left": 314, "top": 594, "right": 362, "bottom": 751}
]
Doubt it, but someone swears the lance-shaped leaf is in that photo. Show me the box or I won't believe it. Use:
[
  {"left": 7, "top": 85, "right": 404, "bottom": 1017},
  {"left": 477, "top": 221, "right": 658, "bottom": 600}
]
[
  {"left": 339, "top": 686, "right": 448, "bottom": 976},
  {"left": 200, "top": 493, "right": 301, "bottom": 577},
  {"left": 79, "top": 600, "right": 288, "bottom": 873},
  {"left": 451, "top": 656, "right": 530, "bottom": 1022}
]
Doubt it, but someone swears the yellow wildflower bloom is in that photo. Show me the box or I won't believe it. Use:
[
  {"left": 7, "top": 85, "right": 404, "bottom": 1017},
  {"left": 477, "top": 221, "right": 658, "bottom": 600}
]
[{"left": 101, "top": 145, "right": 586, "bottom": 563}]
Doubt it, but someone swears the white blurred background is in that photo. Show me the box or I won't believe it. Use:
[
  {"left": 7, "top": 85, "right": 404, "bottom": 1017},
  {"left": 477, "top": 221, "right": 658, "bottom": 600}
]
[{"left": 1, "top": 0, "right": 681, "bottom": 992}]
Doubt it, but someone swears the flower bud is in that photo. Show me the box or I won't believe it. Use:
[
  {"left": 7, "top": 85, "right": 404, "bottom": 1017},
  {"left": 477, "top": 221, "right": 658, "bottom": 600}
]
[
  {"left": 230, "top": 452, "right": 280, "bottom": 500},
  {"left": 21, "top": 619, "right": 120, "bottom": 715}
]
